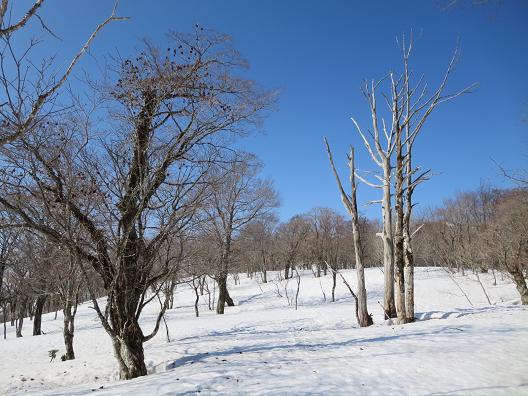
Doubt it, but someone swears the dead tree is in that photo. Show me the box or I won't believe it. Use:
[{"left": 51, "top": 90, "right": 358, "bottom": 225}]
[
  {"left": 348, "top": 34, "right": 474, "bottom": 322},
  {"left": 325, "top": 140, "right": 373, "bottom": 327},
  {"left": 350, "top": 83, "right": 397, "bottom": 319},
  {"left": 396, "top": 34, "right": 474, "bottom": 322}
]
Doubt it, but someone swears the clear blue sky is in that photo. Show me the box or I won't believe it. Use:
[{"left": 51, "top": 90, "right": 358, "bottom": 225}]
[{"left": 12, "top": 0, "right": 528, "bottom": 220}]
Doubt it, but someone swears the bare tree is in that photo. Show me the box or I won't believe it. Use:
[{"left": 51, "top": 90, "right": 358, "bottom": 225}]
[
  {"left": 485, "top": 189, "right": 528, "bottom": 304},
  {"left": 0, "top": 29, "right": 273, "bottom": 379},
  {"left": 239, "top": 214, "right": 278, "bottom": 283},
  {"left": 0, "top": 1, "right": 127, "bottom": 147},
  {"left": 325, "top": 141, "right": 373, "bottom": 327},
  {"left": 203, "top": 152, "right": 279, "bottom": 314},
  {"left": 0, "top": 0, "right": 44, "bottom": 36},
  {"left": 347, "top": 34, "right": 474, "bottom": 322},
  {"left": 277, "top": 215, "right": 311, "bottom": 280}
]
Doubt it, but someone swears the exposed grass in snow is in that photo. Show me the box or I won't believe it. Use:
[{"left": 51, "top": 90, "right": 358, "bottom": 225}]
[{"left": 1, "top": 267, "right": 527, "bottom": 395}]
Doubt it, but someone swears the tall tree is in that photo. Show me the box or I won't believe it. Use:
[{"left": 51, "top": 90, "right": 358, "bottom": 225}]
[
  {"left": 277, "top": 215, "right": 311, "bottom": 280},
  {"left": 325, "top": 141, "right": 373, "bottom": 327},
  {"left": 0, "top": 29, "right": 273, "bottom": 379},
  {"left": 347, "top": 34, "right": 474, "bottom": 322},
  {"left": 204, "top": 152, "right": 278, "bottom": 314}
]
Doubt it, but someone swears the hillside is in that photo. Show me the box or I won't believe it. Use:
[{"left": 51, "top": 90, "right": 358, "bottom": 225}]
[{"left": 1, "top": 267, "right": 527, "bottom": 395}]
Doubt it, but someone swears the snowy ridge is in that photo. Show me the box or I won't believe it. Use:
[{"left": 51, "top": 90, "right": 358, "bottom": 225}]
[{"left": 1, "top": 267, "right": 527, "bottom": 395}]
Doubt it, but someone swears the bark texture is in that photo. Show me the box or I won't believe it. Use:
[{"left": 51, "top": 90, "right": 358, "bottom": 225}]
[{"left": 33, "top": 295, "right": 47, "bottom": 336}]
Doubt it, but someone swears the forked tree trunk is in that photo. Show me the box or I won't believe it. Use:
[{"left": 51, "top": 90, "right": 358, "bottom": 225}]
[
  {"left": 111, "top": 321, "right": 148, "bottom": 380},
  {"left": 33, "top": 295, "right": 47, "bottom": 336},
  {"left": 105, "top": 279, "right": 149, "bottom": 379}
]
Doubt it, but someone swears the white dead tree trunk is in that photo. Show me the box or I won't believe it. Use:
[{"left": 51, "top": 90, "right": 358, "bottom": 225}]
[
  {"left": 325, "top": 139, "right": 373, "bottom": 327},
  {"left": 351, "top": 80, "right": 398, "bottom": 320},
  {"left": 346, "top": 34, "right": 475, "bottom": 323},
  {"left": 396, "top": 34, "right": 475, "bottom": 322}
]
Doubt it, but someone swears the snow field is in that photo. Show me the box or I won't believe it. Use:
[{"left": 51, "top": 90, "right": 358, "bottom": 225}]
[{"left": 0, "top": 267, "right": 527, "bottom": 395}]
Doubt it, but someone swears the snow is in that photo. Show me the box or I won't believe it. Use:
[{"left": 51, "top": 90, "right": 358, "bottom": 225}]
[{"left": 1, "top": 267, "right": 527, "bottom": 395}]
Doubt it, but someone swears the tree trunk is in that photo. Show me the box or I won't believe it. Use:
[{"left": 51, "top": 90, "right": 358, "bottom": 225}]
[
  {"left": 2, "top": 302, "right": 6, "bottom": 339},
  {"left": 112, "top": 322, "right": 148, "bottom": 380},
  {"left": 216, "top": 238, "right": 234, "bottom": 314},
  {"left": 33, "top": 295, "right": 47, "bottom": 336},
  {"left": 325, "top": 142, "right": 373, "bottom": 327},
  {"left": 216, "top": 274, "right": 228, "bottom": 314},
  {"left": 10, "top": 297, "right": 16, "bottom": 326},
  {"left": 262, "top": 269, "right": 267, "bottom": 283},
  {"left": 348, "top": 148, "right": 373, "bottom": 327},
  {"left": 394, "top": 132, "right": 407, "bottom": 324},
  {"left": 284, "top": 263, "right": 290, "bottom": 280},
  {"left": 225, "top": 286, "right": 234, "bottom": 306},
  {"left": 403, "top": 118, "right": 415, "bottom": 323},
  {"left": 63, "top": 302, "right": 76, "bottom": 360},
  {"left": 200, "top": 275, "right": 205, "bottom": 295},
  {"left": 404, "top": 238, "right": 415, "bottom": 322},
  {"left": 331, "top": 270, "right": 337, "bottom": 302},
  {"left": 193, "top": 282, "right": 200, "bottom": 317},
  {"left": 15, "top": 297, "right": 27, "bottom": 337},
  {"left": 106, "top": 285, "right": 148, "bottom": 379},
  {"left": 382, "top": 157, "right": 396, "bottom": 319},
  {"left": 15, "top": 316, "right": 23, "bottom": 337},
  {"left": 510, "top": 266, "right": 528, "bottom": 305}
]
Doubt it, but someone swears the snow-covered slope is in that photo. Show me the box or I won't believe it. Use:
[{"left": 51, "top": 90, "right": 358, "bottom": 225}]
[{"left": 1, "top": 268, "right": 527, "bottom": 395}]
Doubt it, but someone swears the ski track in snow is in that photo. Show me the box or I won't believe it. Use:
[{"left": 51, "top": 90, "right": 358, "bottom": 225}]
[{"left": 1, "top": 267, "right": 527, "bottom": 395}]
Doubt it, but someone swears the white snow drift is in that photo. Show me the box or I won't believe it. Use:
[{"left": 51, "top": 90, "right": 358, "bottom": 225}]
[{"left": 1, "top": 267, "right": 527, "bottom": 395}]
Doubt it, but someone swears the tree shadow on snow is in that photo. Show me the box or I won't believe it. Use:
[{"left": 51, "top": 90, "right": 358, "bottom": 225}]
[
  {"left": 426, "top": 382, "right": 528, "bottom": 395},
  {"left": 415, "top": 305, "right": 520, "bottom": 322},
  {"left": 165, "top": 324, "right": 482, "bottom": 371}
]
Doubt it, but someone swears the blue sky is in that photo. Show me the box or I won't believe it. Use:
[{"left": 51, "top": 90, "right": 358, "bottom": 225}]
[{"left": 11, "top": 0, "right": 528, "bottom": 220}]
